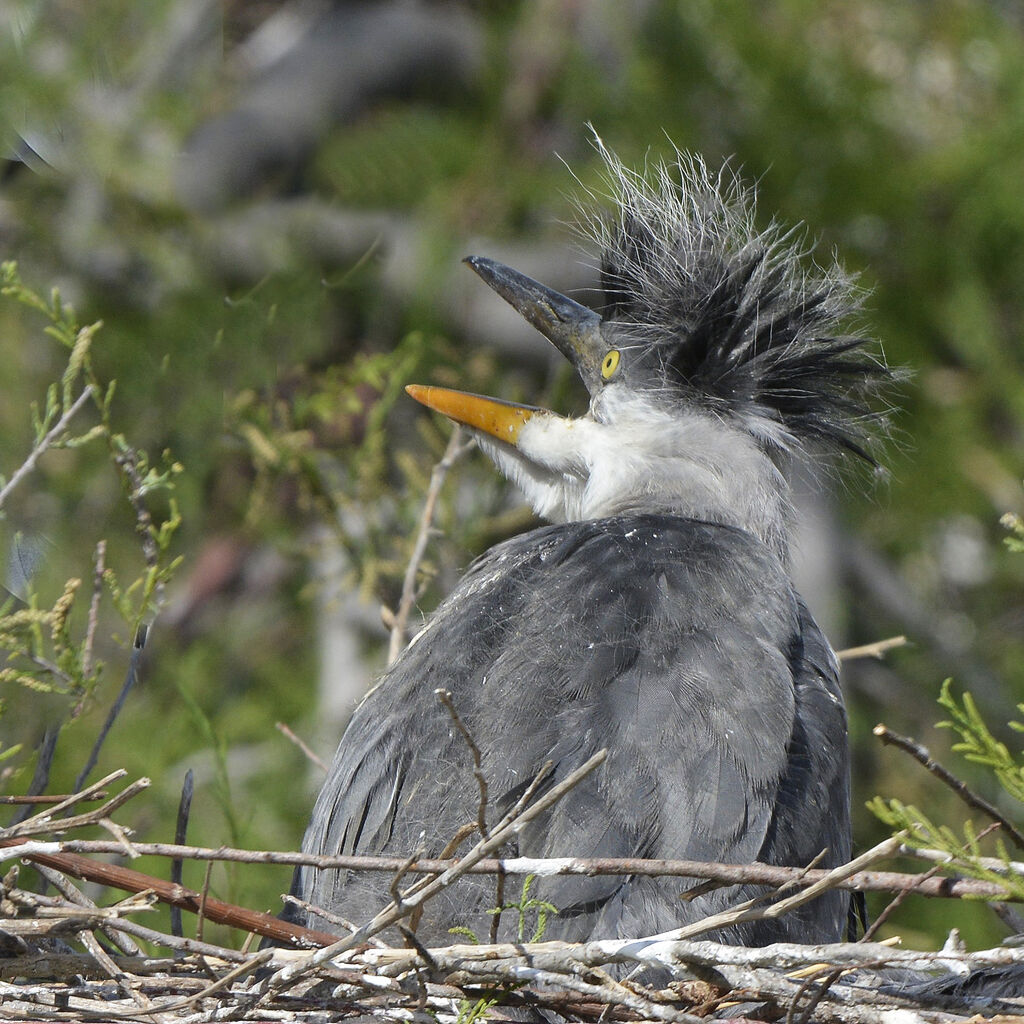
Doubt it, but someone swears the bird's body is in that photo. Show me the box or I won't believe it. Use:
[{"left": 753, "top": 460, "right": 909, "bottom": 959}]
[
  {"left": 298, "top": 513, "right": 848, "bottom": 945},
  {"left": 288, "top": 139, "right": 891, "bottom": 947}
]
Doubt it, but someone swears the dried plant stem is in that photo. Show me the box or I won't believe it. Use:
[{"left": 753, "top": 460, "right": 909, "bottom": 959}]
[
  {"left": 0, "top": 386, "right": 94, "bottom": 510},
  {"left": 266, "top": 749, "right": 608, "bottom": 988},
  {"left": 79, "top": 539, "right": 106, "bottom": 684},
  {"left": 900, "top": 844, "right": 1024, "bottom": 875},
  {"left": 645, "top": 836, "right": 903, "bottom": 944},
  {"left": 874, "top": 723, "right": 1024, "bottom": 851},
  {"left": 0, "top": 769, "right": 143, "bottom": 839},
  {"left": 4, "top": 839, "right": 1018, "bottom": 906},
  {"left": 275, "top": 721, "right": 328, "bottom": 772},
  {"left": 3, "top": 843, "right": 340, "bottom": 948},
  {"left": 835, "top": 635, "right": 906, "bottom": 661},
  {"left": 435, "top": 687, "right": 505, "bottom": 941},
  {"left": 387, "top": 426, "right": 470, "bottom": 665}
]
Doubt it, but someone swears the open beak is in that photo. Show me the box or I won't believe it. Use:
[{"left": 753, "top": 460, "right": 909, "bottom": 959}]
[
  {"left": 406, "top": 257, "right": 602, "bottom": 444},
  {"left": 405, "top": 385, "right": 540, "bottom": 445}
]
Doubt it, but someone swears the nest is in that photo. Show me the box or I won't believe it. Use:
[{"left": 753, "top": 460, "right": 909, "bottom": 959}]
[{"left": 2, "top": 768, "right": 1023, "bottom": 1023}]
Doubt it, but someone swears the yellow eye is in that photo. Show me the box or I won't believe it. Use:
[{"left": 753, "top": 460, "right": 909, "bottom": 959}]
[{"left": 601, "top": 349, "right": 620, "bottom": 380}]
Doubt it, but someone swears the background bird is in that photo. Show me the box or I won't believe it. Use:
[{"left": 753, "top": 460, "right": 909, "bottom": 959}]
[{"left": 286, "top": 140, "right": 894, "bottom": 947}]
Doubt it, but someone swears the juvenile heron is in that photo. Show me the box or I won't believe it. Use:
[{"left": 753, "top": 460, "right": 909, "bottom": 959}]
[{"left": 289, "top": 142, "right": 891, "bottom": 946}]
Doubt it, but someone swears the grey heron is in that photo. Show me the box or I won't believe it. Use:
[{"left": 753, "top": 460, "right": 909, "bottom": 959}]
[{"left": 286, "top": 142, "right": 892, "bottom": 947}]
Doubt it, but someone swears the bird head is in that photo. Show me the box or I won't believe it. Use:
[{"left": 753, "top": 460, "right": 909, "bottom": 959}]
[{"left": 407, "top": 140, "right": 894, "bottom": 561}]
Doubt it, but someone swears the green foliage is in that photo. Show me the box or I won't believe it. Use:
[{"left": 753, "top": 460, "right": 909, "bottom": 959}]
[
  {"left": 936, "top": 680, "right": 1024, "bottom": 805},
  {"left": 0, "top": 577, "right": 96, "bottom": 696},
  {"left": 1002, "top": 511, "right": 1024, "bottom": 555},
  {"left": 868, "top": 681, "right": 1024, "bottom": 903},
  {"left": 453, "top": 996, "right": 499, "bottom": 1024},
  {"left": 0, "top": 265, "right": 182, "bottom": 785},
  {"left": 488, "top": 874, "right": 559, "bottom": 944},
  {"left": 447, "top": 875, "right": 559, "bottom": 945}
]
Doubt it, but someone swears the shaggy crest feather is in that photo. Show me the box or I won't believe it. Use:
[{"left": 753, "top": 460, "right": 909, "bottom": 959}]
[{"left": 574, "top": 135, "right": 894, "bottom": 461}]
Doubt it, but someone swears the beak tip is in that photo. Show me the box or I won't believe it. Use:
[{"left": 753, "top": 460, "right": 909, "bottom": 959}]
[{"left": 462, "top": 254, "right": 488, "bottom": 279}]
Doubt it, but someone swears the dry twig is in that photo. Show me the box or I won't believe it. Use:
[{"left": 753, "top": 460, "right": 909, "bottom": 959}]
[
  {"left": 275, "top": 721, "right": 329, "bottom": 773},
  {"left": 265, "top": 749, "right": 607, "bottom": 989},
  {"left": 5, "top": 838, "right": 1020, "bottom": 907},
  {"left": 835, "top": 635, "right": 907, "bottom": 661},
  {"left": 0, "top": 387, "right": 94, "bottom": 510},
  {"left": 387, "top": 426, "right": 472, "bottom": 664},
  {"left": 874, "top": 722, "right": 1024, "bottom": 851}
]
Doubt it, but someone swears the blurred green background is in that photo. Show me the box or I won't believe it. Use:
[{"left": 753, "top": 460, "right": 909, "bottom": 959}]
[{"left": 1, "top": 0, "right": 1023, "bottom": 951}]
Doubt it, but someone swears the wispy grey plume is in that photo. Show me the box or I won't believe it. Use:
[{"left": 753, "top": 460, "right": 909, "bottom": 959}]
[{"left": 574, "top": 134, "right": 898, "bottom": 462}]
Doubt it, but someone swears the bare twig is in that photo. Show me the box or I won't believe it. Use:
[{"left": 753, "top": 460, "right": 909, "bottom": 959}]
[
  {"left": 275, "top": 720, "right": 328, "bottom": 772},
  {"left": 435, "top": 687, "right": 506, "bottom": 941},
  {"left": 787, "top": 964, "right": 844, "bottom": 1024},
  {"left": 196, "top": 858, "right": 214, "bottom": 944},
  {"left": 32, "top": 862, "right": 141, "bottom": 956},
  {"left": 435, "top": 689, "right": 489, "bottom": 841},
  {"left": 1, "top": 769, "right": 137, "bottom": 838},
  {"left": 265, "top": 749, "right": 608, "bottom": 987},
  {"left": 0, "top": 792, "right": 106, "bottom": 805},
  {"left": 649, "top": 837, "right": 904, "bottom": 944},
  {"left": 874, "top": 723, "right": 1024, "bottom": 851},
  {"left": 835, "top": 635, "right": 907, "bottom": 661},
  {"left": 9, "top": 726, "right": 60, "bottom": 826},
  {"left": 0, "top": 386, "right": 94, "bottom": 510},
  {"left": 6, "top": 862, "right": 1024, "bottom": 1024},
  {"left": 73, "top": 624, "right": 149, "bottom": 792},
  {"left": 80, "top": 539, "right": 106, "bottom": 683},
  {"left": 500, "top": 963, "right": 704, "bottom": 1024},
  {"left": 864, "top": 823, "right": 1001, "bottom": 944},
  {"left": 282, "top": 893, "right": 388, "bottom": 946},
  {"left": 170, "top": 769, "right": 193, "bottom": 938},
  {"left": 6, "top": 838, "right": 1019, "bottom": 903},
  {"left": 899, "top": 844, "right": 1024, "bottom": 875},
  {"left": 388, "top": 426, "right": 471, "bottom": 665},
  {"left": 1, "top": 843, "right": 340, "bottom": 948}
]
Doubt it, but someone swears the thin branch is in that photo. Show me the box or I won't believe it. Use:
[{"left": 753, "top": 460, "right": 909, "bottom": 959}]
[
  {"left": 79, "top": 539, "right": 106, "bottom": 683},
  {"left": 1, "top": 768, "right": 132, "bottom": 837},
  {"left": 647, "top": 837, "right": 904, "bottom": 944},
  {"left": 5, "top": 838, "right": 1019, "bottom": 903},
  {"left": 899, "top": 843, "right": 1024, "bottom": 875},
  {"left": 435, "top": 689, "right": 489, "bottom": 841},
  {"left": 435, "top": 687, "right": 505, "bottom": 941},
  {"left": 17, "top": 779, "right": 150, "bottom": 840},
  {"left": 0, "top": 792, "right": 106, "bottom": 805},
  {"left": 73, "top": 623, "right": 149, "bottom": 792},
  {"left": 500, "top": 963, "right": 704, "bottom": 1024},
  {"left": 8, "top": 726, "right": 60, "bottom": 826},
  {"left": 265, "top": 749, "right": 608, "bottom": 987},
  {"left": 281, "top": 894, "right": 388, "bottom": 946},
  {"left": 388, "top": 426, "right": 471, "bottom": 665},
  {"left": 170, "top": 769, "right": 193, "bottom": 938},
  {"left": 1, "top": 842, "right": 340, "bottom": 948},
  {"left": 31, "top": 862, "right": 141, "bottom": 957},
  {"left": 0, "top": 386, "right": 94, "bottom": 510},
  {"left": 874, "top": 723, "right": 1024, "bottom": 851},
  {"left": 835, "top": 635, "right": 907, "bottom": 661},
  {"left": 368, "top": 932, "right": 1024, "bottom": 978},
  {"left": 275, "top": 720, "right": 328, "bottom": 772},
  {"left": 862, "top": 822, "right": 1002, "bottom": 945}
]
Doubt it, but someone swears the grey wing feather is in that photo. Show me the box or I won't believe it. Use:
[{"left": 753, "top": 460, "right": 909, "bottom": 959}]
[{"left": 294, "top": 515, "right": 851, "bottom": 945}]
